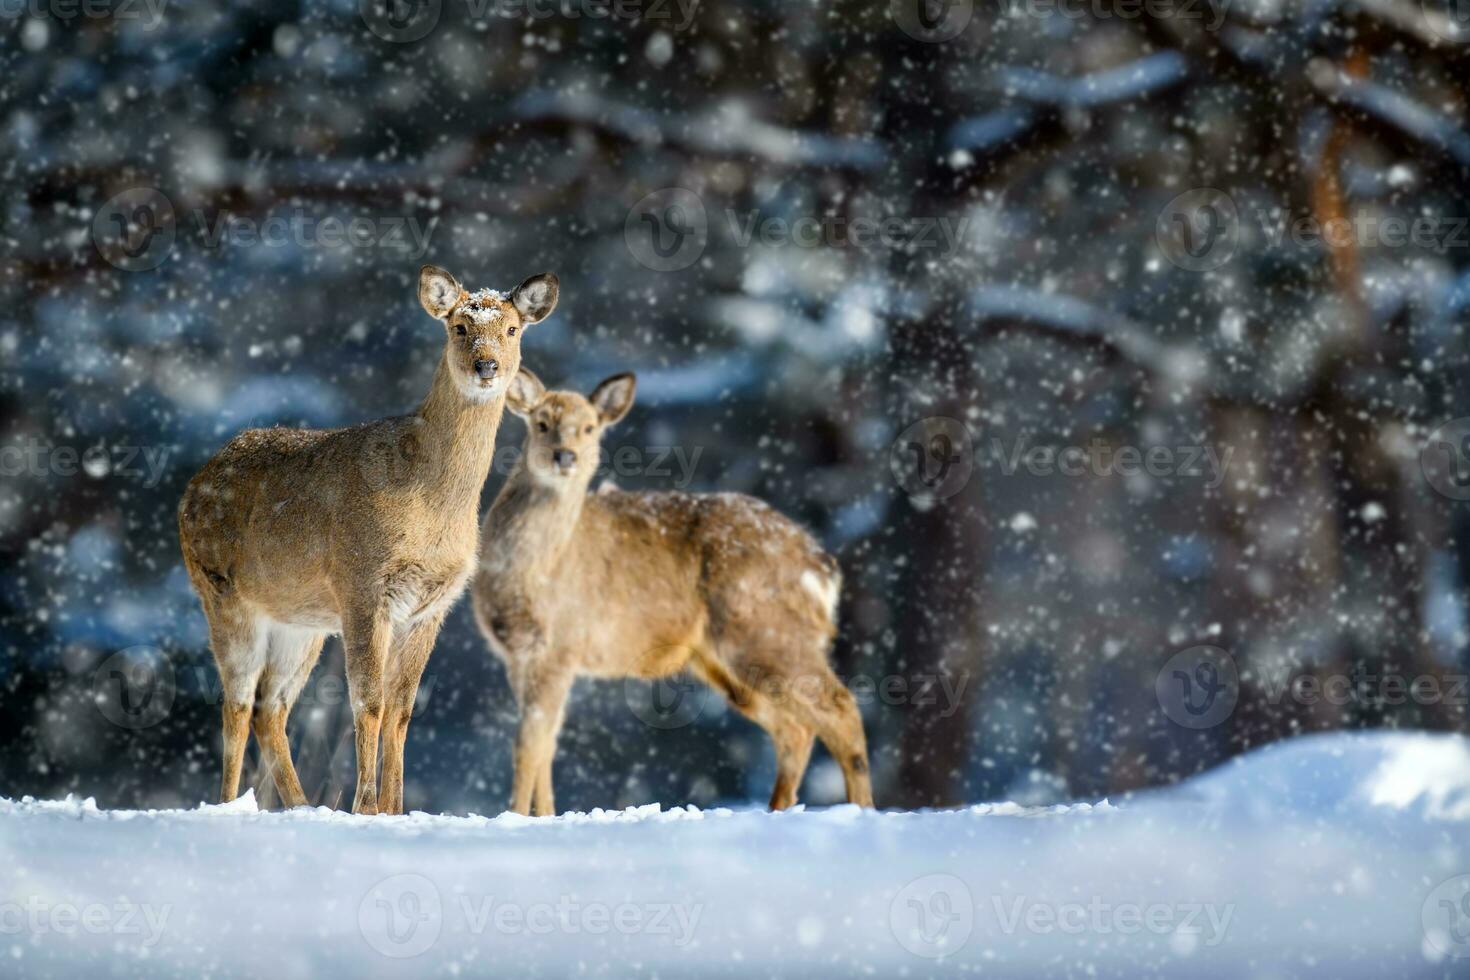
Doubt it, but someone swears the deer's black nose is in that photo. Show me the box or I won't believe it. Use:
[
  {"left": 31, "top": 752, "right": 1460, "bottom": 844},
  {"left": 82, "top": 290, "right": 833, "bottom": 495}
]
[
  {"left": 474, "top": 359, "right": 498, "bottom": 380},
  {"left": 552, "top": 449, "right": 577, "bottom": 470}
]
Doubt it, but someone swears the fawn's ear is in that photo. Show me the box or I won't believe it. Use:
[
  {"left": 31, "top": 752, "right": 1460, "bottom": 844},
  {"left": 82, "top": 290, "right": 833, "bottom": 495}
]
[
  {"left": 507, "top": 367, "right": 546, "bottom": 417},
  {"left": 511, "top": 272, "right": 559, "bottom": 325},
  {"left": 419, "top": 265, "right": 463, "bottom": 320},
  {"left": 590, "top": 373, "right": 636, "bottom": 427}
]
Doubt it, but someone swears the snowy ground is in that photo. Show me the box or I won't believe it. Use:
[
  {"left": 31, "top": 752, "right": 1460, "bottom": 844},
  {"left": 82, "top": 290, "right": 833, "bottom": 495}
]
[{"left": 3, "top": 732, "right": 1469, "bottom": 979}]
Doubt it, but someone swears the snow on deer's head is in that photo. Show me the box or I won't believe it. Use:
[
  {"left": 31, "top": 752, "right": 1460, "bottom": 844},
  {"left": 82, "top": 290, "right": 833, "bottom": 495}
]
[{"left": 418, "top": 265, "right": 559, "bottom": 403}]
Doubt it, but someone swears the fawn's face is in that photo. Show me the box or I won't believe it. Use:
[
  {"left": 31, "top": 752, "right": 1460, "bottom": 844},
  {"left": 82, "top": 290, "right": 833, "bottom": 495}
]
[
  {"left": 418, "top": 266, "right": 559, "bottom": 402},
  {"left": 507, "top": 370, "right": 637, "bottom": 487}
]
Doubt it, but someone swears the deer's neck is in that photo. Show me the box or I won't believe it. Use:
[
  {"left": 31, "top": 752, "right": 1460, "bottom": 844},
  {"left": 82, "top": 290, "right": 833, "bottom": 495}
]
[
  {"left": 414, "top": 355, "right": 504, "bottom": 509},
  {"left": 481, "top": 459, "right": 588, "bottom": 578}
]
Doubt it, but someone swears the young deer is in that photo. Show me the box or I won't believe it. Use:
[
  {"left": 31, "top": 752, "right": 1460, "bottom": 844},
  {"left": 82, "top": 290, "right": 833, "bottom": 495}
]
[
  {"left": 471, "top": 369, "right": 875, "bottom": 815},
  {"left": 178, "top": 265, "right": 559, "bottom": 815}
]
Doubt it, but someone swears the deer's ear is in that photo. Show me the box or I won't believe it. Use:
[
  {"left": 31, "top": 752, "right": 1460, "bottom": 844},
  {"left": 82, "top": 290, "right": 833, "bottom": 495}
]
[
  {"left": 507, "top": 367, "right": 546, "bottom": 417},
  {"left": 590, "top": 373, "right": 636, "bottom": 427},
  {"left": 419, "top": 265, "right": 463, "bottom": 320},
  {"left": 511, "top": 272, "right": 559, "bottom": 325}
]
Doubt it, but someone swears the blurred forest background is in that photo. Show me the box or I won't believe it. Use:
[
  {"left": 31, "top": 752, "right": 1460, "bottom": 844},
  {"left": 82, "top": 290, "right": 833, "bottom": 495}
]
[{"left": 2, "top": 0, "right": 1470, "bottom": 814}]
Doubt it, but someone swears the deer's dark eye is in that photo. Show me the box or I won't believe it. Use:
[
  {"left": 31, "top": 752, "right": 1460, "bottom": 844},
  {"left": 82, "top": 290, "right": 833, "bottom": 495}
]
[
  {"left": 455, "top": 325, "right": 467, "bottom": 336},
  {"left": 507, "top": 326, "right": 517, "bottom": 337},
  {"left": 537, "top": 421, "right": 549, "bottom": 433},
  {"left": 584, "top": 425, "right": 593, "bottom": 434}
]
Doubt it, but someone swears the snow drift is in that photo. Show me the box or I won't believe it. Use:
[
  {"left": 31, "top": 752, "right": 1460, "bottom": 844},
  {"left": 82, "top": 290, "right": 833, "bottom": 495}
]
[{"left": 2, "top": 731, "right": 1467, "bottom": 978}]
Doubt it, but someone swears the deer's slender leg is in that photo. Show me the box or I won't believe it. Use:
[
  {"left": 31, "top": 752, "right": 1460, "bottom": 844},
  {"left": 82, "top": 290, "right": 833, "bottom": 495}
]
[
  {"left": 692, "top": 652, "right": 815, "bottom": 810},
  {"left": 343, "top": 604, "right": 392, "bottom": 815},
  {"left": 208, "top": 605, "right": 266, "bottom": 804},
  {"left": 789, "top": 670, "right": 875, "bottom": 808},
  {"left": 251, "top": 629, "right": 325, "bottom": 809},
  {"left": 511, "top": 669, "right": 573, "bottom": 817},
  {"left": 380, "top": 611, "right": 446, "bottom": 816}
]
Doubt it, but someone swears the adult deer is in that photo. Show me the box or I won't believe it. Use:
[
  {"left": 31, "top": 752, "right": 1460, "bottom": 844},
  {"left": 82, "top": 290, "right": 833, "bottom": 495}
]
[
  {"left": 472, "top": 368, "right": 874, "bottom": 816},
  {"left": 179, "top": 266, "right": 559, "bottom": 814}
]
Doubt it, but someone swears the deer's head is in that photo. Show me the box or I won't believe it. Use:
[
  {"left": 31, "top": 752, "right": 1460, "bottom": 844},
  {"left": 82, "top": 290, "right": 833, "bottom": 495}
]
[
  {"left": 506, "top": 368, "right": 636, "bottom": 488},
  {"left": 419, "top": 265, "right": 559, "bottom": 403}
]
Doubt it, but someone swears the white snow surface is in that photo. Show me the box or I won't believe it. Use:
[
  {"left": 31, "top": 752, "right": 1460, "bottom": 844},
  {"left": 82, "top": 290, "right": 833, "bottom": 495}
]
[{"left": 3, "top": 731, "right": 1468, "bottom": 978}]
